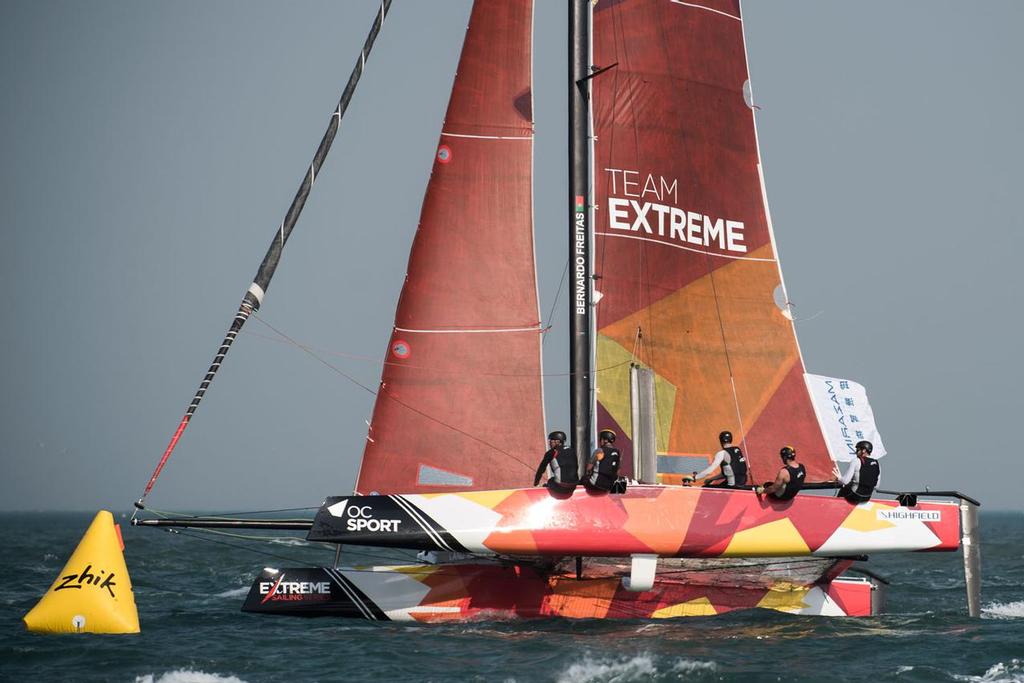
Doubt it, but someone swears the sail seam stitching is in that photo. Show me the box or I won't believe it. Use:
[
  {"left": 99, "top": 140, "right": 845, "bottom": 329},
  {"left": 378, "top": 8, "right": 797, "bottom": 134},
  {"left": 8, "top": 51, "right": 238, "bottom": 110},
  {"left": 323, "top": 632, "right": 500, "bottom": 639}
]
[
  {"left": 440, "top": 132, "right": 532, "bottom": 140},
  {"left": 669, "top": 1, "right": 741, "bottom": 21},
  {"left": 595, "top": 232, "right": 776, "bottom": 262},
  {"left": 394, "top": 326, "right": 542, "bottom": 334}
]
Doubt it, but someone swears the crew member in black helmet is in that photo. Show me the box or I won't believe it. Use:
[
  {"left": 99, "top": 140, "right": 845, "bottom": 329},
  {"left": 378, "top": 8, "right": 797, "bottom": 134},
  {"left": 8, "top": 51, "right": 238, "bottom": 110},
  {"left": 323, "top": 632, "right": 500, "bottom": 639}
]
[
  {"left": 756, "top": 446, "right": 805, "bottom": 501},
  {"left": 837, "top": 440, "right": 880, "bottom": 504},
  {"left": 533, "top": 431, "right": 578, "bottom": 490},
  {"left": 694, "top": 430, "right": 749, "bottom": 488},
  {"left": 584, "top": 429, "right": 621, "bottom": 492}
]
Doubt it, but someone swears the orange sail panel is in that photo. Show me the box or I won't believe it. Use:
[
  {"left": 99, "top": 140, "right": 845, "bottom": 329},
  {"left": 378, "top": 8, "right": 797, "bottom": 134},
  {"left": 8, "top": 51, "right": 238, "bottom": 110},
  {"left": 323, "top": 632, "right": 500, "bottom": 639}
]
[
  {"left": 591, "top": 0, "right": 832, "bottom": 483},
  {"left": 356, "top": 1, "right": 544, "bottom": 495}
]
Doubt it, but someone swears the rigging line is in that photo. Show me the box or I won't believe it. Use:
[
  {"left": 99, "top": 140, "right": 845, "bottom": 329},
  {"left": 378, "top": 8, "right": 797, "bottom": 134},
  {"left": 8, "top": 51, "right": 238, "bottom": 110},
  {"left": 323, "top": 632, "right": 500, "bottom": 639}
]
[
  {"left": 252, "top": 313, "right": 378, "bottom": 397},
  {"left": 702, "top": 245, "right": 751, "bottom": 472},
  {"left": 248, "top": 315, "right": 632, "bottom": 379},
  {"left": 214, "top": 506, "right": 318, "bottom": 516},
  {"left": 252, "top": 315, "right": 538, "bottom": 471},
  {"left": 171, "top": 528, "right": 318, "bottom": 566},
  {"left": 144, "top": 505, "right": 317, "bottom": 519},
  {"left": 134, "top": 1, "right": 394, "bottom": 513},
  {"left": 143, "top": 505, "right": 311, "bottom": 524},
  {"left": 382, "top": 390, "right": 535, "bottom": 473},
  {"left": 164, "top": 532, "right": 522, "bottom": 580},
  {"left": 178, "top": 527, "right": 331, "bottom": 547},
  {"left": 541, "top": 257, "right": 571, "bottom": 347}
]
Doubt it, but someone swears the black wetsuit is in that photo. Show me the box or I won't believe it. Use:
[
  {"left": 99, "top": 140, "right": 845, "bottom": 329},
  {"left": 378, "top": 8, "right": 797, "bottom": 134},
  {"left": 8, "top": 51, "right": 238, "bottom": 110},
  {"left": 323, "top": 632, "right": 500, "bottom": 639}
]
[
  {"left": 534, "top": 447, "right": 579, "bottom": 489},
  {"left": 585, "top": 445, "right": 621, "bottom": 492},
  {"left": 841, "top": 456, "right": 879, "bottom": 503},
  {"left": 771, "top": 463, "right": 806, "bottom": 501},
  {"left": 705, "top": 446, "right": 748, "bottom": 488}
]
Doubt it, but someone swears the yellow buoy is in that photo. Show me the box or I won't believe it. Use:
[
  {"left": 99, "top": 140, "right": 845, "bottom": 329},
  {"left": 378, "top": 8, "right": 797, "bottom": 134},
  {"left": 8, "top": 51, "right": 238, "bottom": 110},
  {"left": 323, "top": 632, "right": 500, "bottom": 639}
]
[{"left": 23, "top": 510, "right": 140, "bottom": 634}]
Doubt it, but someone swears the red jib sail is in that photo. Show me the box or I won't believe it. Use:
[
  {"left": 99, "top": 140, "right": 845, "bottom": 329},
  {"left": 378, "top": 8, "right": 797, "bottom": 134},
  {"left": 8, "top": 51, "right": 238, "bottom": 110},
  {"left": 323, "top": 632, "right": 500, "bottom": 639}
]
[
  {"left": 591, "top": 0, "right": 834, "bottom": 484},
  {"left": 356, "top": 1, "right": 544, "bottom": 495}
]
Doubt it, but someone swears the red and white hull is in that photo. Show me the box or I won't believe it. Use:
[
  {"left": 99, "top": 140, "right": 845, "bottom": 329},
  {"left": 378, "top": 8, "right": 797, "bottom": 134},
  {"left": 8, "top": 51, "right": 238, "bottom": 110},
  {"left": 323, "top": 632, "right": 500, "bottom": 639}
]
[
  {"left": 309, "top": 485, "right": 960, "bottom": 558},
  {"left": 242, "top": 558, "right": 881, "bottom": 621}
]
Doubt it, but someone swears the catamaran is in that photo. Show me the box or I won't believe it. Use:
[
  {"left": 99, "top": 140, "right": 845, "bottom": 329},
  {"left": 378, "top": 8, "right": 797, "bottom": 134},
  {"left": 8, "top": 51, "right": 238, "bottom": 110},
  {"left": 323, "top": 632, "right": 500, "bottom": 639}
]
[{"left": 132, "top": 0, "right": 980, "bottom": 621}]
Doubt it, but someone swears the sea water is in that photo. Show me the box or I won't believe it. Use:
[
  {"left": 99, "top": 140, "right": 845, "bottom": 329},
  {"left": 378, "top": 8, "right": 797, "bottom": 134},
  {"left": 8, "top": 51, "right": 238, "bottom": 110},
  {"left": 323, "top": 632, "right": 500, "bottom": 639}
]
[{"left": 1, "top": 511, "right": 1021, "bottom": 682}]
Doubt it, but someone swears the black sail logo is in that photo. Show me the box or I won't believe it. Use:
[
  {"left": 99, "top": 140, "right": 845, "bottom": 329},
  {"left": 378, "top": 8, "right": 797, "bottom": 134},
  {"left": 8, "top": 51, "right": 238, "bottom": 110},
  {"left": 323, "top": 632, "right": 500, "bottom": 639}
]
[{"left": 54, "top": 563, "right": 117, "bottom": 598}]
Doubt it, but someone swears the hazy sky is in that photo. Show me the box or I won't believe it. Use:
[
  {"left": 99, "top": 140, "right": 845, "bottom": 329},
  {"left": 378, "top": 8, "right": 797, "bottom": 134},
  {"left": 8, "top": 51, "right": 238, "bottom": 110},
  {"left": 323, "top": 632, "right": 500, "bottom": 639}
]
[{"left": 2, "top": 1, "right": 1021, "bottom": 512}]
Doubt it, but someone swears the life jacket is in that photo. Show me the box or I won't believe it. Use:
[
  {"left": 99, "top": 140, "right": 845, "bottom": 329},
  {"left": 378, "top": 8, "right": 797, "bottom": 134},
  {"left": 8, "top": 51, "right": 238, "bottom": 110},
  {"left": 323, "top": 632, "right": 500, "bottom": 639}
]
[
  {"left": 551, "top": 447, "right": 579, "bottom": 486},
  {"left": 587, "top": 445, "right": 621, "bottom": 491},
  {"left": 722, "top": 446, "right": 748, "bottom": 486},
  {"left": 854, "top": 456, "right": 879, "bottom": 496},
  {"left": 774, "top": 463, "right": 805, "bottom": 501}
]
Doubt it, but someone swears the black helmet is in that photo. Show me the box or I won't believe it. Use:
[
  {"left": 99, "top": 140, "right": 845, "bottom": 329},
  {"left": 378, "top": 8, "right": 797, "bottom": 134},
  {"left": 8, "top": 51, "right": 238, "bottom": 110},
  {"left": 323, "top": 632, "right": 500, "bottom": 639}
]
[
  {"left": 856, "top": 440, "right": 873, "bottom": 455},
  {"left": 780, "top": 446, "right": 796, "bottom": 461},
  {"left": 548, "top": 431, "right": 567, "bottom": 443},
  {"left": 719, "top": 430, "right": 733, "bottom": 445},
  {"left": 598, "top": 429, "right": 616, "bottom": 443}
]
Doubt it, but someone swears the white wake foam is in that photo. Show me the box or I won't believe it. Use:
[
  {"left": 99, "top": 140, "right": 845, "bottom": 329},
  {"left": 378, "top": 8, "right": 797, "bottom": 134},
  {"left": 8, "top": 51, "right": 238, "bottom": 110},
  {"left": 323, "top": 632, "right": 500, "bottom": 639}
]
[
  {"left": 213, "top": 586, "right": 250, "bottom": 599},
  {"left": 982, "top": 601, "right": 1024, "bottom": 619},
  {"left": 672, "top": 659, "right": 718, "bottom": 674},
  {"left": 556, "top": 654, "right": 715, "bottom": 682},
  {"left": 954, "top": 659, "right": 1024, "bottom": 683},
  {"left": 268, "top": 537, "right": 309, "bottom": 547},
  {"left": 135, "top": 670, "right": 248, "bottom": 683}
]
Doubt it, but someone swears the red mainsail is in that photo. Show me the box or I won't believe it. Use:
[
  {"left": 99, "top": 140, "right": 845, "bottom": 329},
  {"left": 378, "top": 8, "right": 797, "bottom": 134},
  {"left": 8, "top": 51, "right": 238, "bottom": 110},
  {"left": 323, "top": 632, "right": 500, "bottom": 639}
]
[
  {"left": 356, "top": 1, "right": 544, "bottom": 494},
  {"left": 591, "top": 0, "right": 833, "bottom": 483}
]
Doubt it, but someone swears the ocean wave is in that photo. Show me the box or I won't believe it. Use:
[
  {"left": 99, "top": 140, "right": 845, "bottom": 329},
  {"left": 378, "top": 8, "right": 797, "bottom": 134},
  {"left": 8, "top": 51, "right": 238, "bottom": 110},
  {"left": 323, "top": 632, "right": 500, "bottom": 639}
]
[
  {"left": 212, "top": 586, "right": 250, "bottom": 599},
  {"left": 134, "top": 670, "right": 248, "bottom": 683},
  {"left": 268, "top": 538, "right": 309, "bottom": 547},
  {"left": 982, "top": 601, "right": 1024, "bottom": 619},
  {"left": 671, "top": 659, "right": 718, "bottom": 674},
  {"left": 953, "top": 659, "right": 1024, "bottom": 683},
  {"left": 556, "top": 654, "right": 715, "bottom": 682}
]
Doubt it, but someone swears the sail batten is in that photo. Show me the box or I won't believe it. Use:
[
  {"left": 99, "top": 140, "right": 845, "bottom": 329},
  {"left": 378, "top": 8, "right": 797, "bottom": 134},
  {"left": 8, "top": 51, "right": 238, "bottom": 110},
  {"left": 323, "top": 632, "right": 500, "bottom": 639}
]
[{"left": 356, "top": 1, "right": 544, "bottom": 496}]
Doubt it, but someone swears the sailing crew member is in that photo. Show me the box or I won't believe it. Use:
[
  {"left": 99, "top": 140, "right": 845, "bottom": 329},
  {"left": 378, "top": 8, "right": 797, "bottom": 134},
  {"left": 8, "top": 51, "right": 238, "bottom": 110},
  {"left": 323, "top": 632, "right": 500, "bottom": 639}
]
[
  {"left": 837, "top": 440, "right": 880, "bottom": 504},
  {"left": 693, "top": 430, "right": 748, "bottom": 488},
  {"left": 756, "top": 446, "right": 805, "bottom": 501},
  {"left": 534, "top": 431, "right": 579, "bottom": 490},
  {"left": 584, "top": 429, "right": 622, "bottom": 492}
]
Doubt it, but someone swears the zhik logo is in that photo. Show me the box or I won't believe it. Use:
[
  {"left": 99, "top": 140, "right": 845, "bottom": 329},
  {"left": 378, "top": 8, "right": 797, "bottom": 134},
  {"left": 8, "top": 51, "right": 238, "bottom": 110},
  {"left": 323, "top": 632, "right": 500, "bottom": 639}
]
[{"left": 55, "top": 564, "right": 117, "bottom": 598}]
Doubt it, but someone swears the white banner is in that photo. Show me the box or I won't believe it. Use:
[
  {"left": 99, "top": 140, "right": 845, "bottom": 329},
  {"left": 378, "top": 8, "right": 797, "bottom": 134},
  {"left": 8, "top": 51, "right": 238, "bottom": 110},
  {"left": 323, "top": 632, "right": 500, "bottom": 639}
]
[{"left": 804, "top": 374, "right": 887, "bottom": 462}]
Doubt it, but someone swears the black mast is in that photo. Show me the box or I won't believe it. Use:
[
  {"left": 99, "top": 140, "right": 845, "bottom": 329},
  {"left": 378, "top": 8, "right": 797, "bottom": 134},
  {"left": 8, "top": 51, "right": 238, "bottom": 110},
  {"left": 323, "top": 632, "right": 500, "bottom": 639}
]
[
  {"left": 569, "top": 0, "right": 592, "bottom": 471},
  {"left": 135, "top": 1, "right": 393, "bottom": 511}
]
